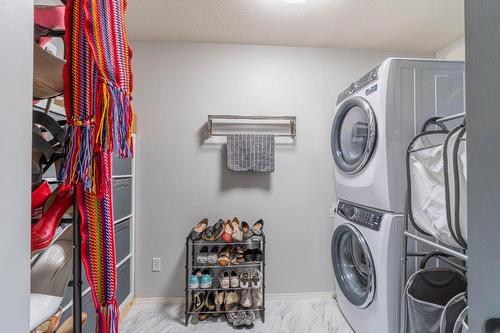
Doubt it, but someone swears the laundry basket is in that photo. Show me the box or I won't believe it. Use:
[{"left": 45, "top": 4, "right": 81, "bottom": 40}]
[
  {"left": 440, "top": 292, "right": 468, "bottom": 333},
  {"left": 405, "top": 268, "right": 467, "bottom": 333},
  {"left": 406, "top": 123, "right": 467, "bottom": 249}
]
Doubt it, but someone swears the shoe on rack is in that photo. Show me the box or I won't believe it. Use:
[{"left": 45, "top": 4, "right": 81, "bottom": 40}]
[
  {"left": 221, "top": 220, "right": 234, "bottom": 243},
  {"left": 212, "top": 219, "right": 225, "bottom": 241},
  {"left": 251, "top": 219, "right": 264, "bottom": 241},
  {"left": 214, "top": 291, "right": 225, "bottom": 316},
  {"left": 31, "top": 185, "right": 74, "bottom": 255},
  {"left": 190, "top": 218, "right": 208, "bottom": 241},
  {"left": 240, "top": 270, "right": 251, "bottom": 289},
  {"left": 241, "top": 221, "right": 253, "bottom": 241},
  {"left": 196, "top": 246, "right": 209, "bottom": 264},
  {"left": 251, "top": 270, "right": 263, "bottom": 289},
  {"left": 217, "top": 246, "right": 231, "bottom": 266},
  {"left": 244, "top": 311, "right": 256, "bottom": 327},
  {"left": 224, "top": 291, "right": 240, "bottom": 310},
  {"left": 243, "top": 249, "right": 254, "bottom": 263},
  {"left": 206, "top": 291, "right": 216, "bottom": 311},
  {"left": 192, "top": 291, "right": 206, "bottom": 312},
  {"left": 198, "top": 306, "right": 209, "bottom": 321},
  {"left": 189, "top": 270, "right": 202, "bottom": 289},
  {"left": 231, "top": 217, "right": 243, "bottom": 242},
  {"left": 207, "top": 246, "right": 219, "bottom": 265},
  {"left": 200, "top": 269, "right": 213, "bottom": 289},
  {"left": 230, "top": 246, "right": 245, "bottom": 265},
  {"left": 253, "top": 248, "right": 263, "bottom": 263},
  {"left": 240, "top": 289, "right": 252, "bottom": 308},
  {"left": 230, "top": 270, "right": 239, "bottom": 288},
  {"left": 219, "top": 270, "right": 230, "bottom": 289},
  {"left": 252, "top": 289, "right": 263, "bottom": 308}
]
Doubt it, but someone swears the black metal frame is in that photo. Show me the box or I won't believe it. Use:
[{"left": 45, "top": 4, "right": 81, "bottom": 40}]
[
  {"left": 72, "top": 186, "right": 83, "bottom": 333},
  {"left": 184, "top": 234, "right": 266, "bottom": 326}
]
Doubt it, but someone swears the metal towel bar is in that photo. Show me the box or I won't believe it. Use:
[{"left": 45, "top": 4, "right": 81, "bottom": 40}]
[{"left": 207, "top": 115, "right": 296, "bottom": 138}]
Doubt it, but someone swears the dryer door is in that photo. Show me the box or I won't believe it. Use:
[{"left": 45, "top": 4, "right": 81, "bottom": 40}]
[
  {"left": 332, "top": 223, "right": 376, "bottom": 308},
  {"left": 331, "top": 97, "right": 377, "bottom": 174}
]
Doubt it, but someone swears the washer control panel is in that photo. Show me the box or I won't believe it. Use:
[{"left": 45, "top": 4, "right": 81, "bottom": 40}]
[
  {"left": 336, "top": 65, "right": 380, "bottom": 104},
  {"left": 336, "top": 201, "right": 383, "bottom": 231}
]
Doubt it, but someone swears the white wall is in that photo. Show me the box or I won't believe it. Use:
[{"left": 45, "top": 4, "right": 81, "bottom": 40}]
[
  {"left": 436, "top": 37, "right": 465, "bottom": 60},
  {"left": 132, "top": 41, "right": 432, "bottom": 297},
  {"left": 0, "top": 1, "right": 32, "bottom": 331}
]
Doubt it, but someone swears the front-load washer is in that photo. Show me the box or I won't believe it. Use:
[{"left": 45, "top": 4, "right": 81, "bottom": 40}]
[
  {"left": 331, "top": 200, "right": 403, "bottom": 333},
  {"left": 331, "top": 58, "right": 465, "bottom": 213}
]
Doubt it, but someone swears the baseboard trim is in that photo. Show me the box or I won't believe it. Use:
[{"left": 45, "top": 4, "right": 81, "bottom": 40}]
[{"left": 133, "top": 291, "right": 334, "bottom": 305}]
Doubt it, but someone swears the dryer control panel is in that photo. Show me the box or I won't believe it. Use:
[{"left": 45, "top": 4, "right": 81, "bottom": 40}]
[{"left": 336, "top": 201, "right": 383, "bottom": 231}]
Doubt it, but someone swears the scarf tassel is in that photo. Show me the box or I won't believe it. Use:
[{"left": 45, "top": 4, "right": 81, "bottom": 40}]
[{"left": 96, "top": 299, "right": 120, "bottom": 333}]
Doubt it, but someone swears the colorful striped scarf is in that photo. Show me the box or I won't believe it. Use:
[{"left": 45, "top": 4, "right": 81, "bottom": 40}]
[{"left": 61, "top": 0, "right": 133, "bottom": 332}]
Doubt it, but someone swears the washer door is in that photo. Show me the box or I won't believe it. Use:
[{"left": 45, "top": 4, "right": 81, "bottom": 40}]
[
  {"left": 331, "top": 97, "right": 377, "bottom": 174},
  {"left": 332, "top": 223, "right": 376, "bottom": 308}
]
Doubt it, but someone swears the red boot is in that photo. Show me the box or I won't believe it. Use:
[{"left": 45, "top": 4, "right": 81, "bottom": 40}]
[
  {"left": 31, "top": 181, "right": 52, "bottom": 219},
  {"left": 31, "top": 185, "right": 74, "bottom": 254}
]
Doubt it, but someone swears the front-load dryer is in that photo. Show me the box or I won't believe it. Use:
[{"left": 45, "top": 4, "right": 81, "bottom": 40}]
[
  {"left": 331, "top": 58, "right": 465, "bottom": 213},
  {"left": 331, "top": 200, "right": 403, "bottom": 333}
]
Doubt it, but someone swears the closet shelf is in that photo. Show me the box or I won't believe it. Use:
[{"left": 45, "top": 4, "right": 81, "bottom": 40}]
[
  {"left": 188, "top": 262, "right": 262, "bottom": 269},
  {"left": 187, "top": 307, "right": 264, "bottom": 315}
]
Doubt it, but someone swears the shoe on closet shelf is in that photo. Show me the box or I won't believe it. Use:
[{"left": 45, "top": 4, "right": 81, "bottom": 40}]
[
  {"left": 240, "top": 270, "right": 251, "bottom": 289},
  {"left": 189, "top": 270, "right": 202, "bottom": 289},
  {"left": 217, "top": 245, "right": 231, "bottom": 266},
  {"left": 196, "top": 246, "right": 208, "bottom": 264},
  {"left": 212, "top": 219, "right": 225, "bottom": 240},
  {"left": 224, "top": 291, "right": 240, "bottom": 310},
  {"left": 214, "top": 291, "right": 225, "bottom": 316},
  {"left": 230, "top": 246, "right": 245, "bottom": 265},
  {"left": 192, "top": 292, "right": 206, "bottom": 312},
  {"left": 207, "top": 246, "right": 219, "bottom": 264},
  {"left": 253, "top": 249, "right": 263, "bottom": 263},
  {"left": 219, "top": 270, "right": 230, "bottom": 289},
  {"left": 221, "top": 220, "right": 234, "bottom": 243},
  {"left": 252, "top": 289, "right": 263, "bottom": 308},
  {"left": 251, "top": 270, "right": 262, "bottom": 288},
  {"left": 231, "top": 217, "right": 243, "bottom": 242},
  {"left": 251, "top": 219, "right": 264, "bottom": 241},
  {"left": 243, "top": 249, "right": 254, "bottom": 263},
  {"left": 200, "top": 269, "right": 213, "bottom": 289},
  {"left": 241, "top": 221, "right": 253, "bottom": 241},
  {"left": 240, "top": 289, "right": 252, "bottom": 308},
  {"left": 206, "top": 291, "right": 216, "bottom": 311},
  {"left": 190, "top": 218, "right": 208, "bottom": 241},
  {"left": 230, "top": 270, "right": 240, "bottom": 288}
]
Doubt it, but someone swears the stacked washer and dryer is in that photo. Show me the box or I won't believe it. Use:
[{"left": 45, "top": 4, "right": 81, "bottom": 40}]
[{"left": 330, "top": 58, "right": 465, "bottom": 333}]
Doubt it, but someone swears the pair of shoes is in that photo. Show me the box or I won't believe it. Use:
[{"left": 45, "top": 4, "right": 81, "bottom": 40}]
[
  {"left": 202, "top": 219, "right": 224, "bottom": 241},
  {"left": 196, "top": 246, "right": 219, "bottom": 265},
  {"left": 240, "top": 289, "right": 263, "bottom": 308},
  {"left": 220, "top": 217, "right": 244, "bottom": 243},
  {"left": 193, "top": 290, "right": 222, "bottom": 320},
  {"left": 243, "top": 248, "right": 263, "bottom": 263},
  {"left": 189, "top": 269, "right": 213, "bottom": 289},
  {"left": 251, "top": 219, "right": 264, "bottom": 241},
  {"left": 190, "top": 218, "right": 208, "bottom": 241},
  {"left": 240, "top": 270, "right": 262, "bottom": 289},
  {"left": 217, "top": 245, "right": 245, "bottom": 266},
  {"left": 226, "top": 308, "right": 255, "bottom": 328},
  {"left": 219, "top": 270, "right": 240, "bottom": 289}
]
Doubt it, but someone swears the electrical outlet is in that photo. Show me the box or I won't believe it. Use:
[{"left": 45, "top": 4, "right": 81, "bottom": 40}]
[{"left": 152, "top": 258, "right": 161, "bottom": 272}]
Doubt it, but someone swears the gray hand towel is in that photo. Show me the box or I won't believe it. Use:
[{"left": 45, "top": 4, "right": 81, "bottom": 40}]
[{"left": 226, "top": 134, "right": 275, "bottom": 172}]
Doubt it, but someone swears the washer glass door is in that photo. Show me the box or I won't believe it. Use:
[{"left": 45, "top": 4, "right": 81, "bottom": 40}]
[
  {"left": 331, "top": 97, "right": 376, "bottom": 174},
  {"left": 332, "top": 223, "right": 375, "bottom": 308}
]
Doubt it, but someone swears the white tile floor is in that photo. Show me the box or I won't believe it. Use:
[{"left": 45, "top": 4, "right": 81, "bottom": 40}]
[{"left": 121, "top": 294, "right": 353, "bottom": 333}]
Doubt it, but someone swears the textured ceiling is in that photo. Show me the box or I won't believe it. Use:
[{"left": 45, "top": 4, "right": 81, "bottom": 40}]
[{"left": 125, "top": 0, "right": 464, "bottom": 52}]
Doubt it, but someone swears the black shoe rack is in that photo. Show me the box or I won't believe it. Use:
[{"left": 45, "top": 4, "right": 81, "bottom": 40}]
[{"left": 184, "top": 234, "right": 266, "bottom": 326}]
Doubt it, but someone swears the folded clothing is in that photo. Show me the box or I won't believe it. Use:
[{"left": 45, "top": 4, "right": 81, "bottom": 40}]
[{"left": 226, "top": 134, "right": 275, "bottom": 172}]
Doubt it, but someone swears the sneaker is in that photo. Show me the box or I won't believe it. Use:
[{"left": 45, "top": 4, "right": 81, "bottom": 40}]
[
  {"left": 240, "top": 289, "right": 252, "bottom": 308},
  {"left": 189, "top": 270, "right": 201, "bottom": 289},
  {"left": 245, "top": 310, "right": 256, "bottom": 326},
  {"left": 196, "top": 246, "right": 209, "bottom": 264},
  {"left": 219, "top": 270, "right": 230, "bottom": 289},
  {"left": 253, "top": 248, "right": 263, "bottom": 263},
  {"left": 207, "top": 246, "right": 219, "bottom": 264},
  {"left": 200, "top": 269, "right": 213, "bottom": 289},
  {"left": 251, "top": 270, "right": 262, "bottom": 288},
  {"left": 243, "top": 249, "right": 254, "bottom": 263},
  {"left": 230, "top": 270, "right": 239, "bottom": 288},
  {"left": 240, "top": 270, "right": 251, "bottom": 288},
  {"left": 252, "top": 289, "right": 263, "bottom": 308}
]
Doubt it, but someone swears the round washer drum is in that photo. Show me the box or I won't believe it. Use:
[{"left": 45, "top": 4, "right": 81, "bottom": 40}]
[
  {"left": 331, "top": 97, "right": 377, "bottom": 174},
  {"left": 332, "top": 223, "right": 376, "bottom": 308}
]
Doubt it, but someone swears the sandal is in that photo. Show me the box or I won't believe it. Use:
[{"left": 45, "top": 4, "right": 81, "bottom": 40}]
[
  {"left": 231, "top": 217, "right": 243, "bottom": 242},
  {"left": 221, "top": 220, "right": 234, "bottom": 243},
  {"left": 217, "top": 246, "right": 231, "bottom": 266},
  {"left": 190, "top": 218, "right": 208, "bottom": 241},
  {"left": 241, "top": 221, "right": 252, "bottom": 240}
]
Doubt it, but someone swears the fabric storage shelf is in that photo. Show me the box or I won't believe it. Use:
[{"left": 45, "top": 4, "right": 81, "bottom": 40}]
[
  {"left": 113, "top": 156, "right": 133, "bottom": 176},
  {"left": 115, "top": 219, "right": 131, "bottom": 263},
  {"left": 117, "top": 258, "right": 132, "bottom": 305}
]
